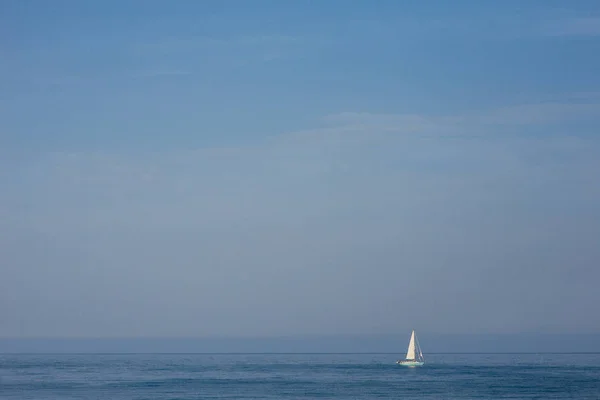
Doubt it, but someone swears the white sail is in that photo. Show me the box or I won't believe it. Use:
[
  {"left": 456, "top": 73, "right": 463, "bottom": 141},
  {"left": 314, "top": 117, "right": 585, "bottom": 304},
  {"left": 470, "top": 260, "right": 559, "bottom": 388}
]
[{"left": 405, "top": 330, "right": 416, "bottom": 360}]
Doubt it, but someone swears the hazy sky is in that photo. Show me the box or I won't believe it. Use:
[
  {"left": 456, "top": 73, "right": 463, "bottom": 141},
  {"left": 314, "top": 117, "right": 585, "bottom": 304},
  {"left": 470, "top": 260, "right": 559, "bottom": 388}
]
[{"left": 1, "top": 1, "right": 600, "bottom": 338}]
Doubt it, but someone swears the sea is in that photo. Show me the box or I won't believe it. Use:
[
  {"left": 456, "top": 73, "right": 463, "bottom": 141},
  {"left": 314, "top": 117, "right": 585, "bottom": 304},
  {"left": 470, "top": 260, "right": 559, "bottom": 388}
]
[{"left": 1, "top": 353, "right": 599, "bottom": 399}]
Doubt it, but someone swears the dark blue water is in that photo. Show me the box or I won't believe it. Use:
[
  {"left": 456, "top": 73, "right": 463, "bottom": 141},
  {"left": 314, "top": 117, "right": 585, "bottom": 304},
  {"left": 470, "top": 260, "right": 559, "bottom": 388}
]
[{"left": 1, "top": 353, "right": 599, "bottom": 399}]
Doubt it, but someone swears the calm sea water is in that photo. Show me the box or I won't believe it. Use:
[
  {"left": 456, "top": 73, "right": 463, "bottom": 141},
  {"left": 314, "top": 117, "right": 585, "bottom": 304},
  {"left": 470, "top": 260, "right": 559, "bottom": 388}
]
[{"left": 1, "top": 353, "right": 599, "bottom": 399}]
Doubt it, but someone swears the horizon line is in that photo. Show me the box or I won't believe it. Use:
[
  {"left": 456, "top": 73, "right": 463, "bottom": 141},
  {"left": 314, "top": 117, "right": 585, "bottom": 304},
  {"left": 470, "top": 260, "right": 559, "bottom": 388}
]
[{"left": 2, "top": 351, "right": 600, "bottom": 355}]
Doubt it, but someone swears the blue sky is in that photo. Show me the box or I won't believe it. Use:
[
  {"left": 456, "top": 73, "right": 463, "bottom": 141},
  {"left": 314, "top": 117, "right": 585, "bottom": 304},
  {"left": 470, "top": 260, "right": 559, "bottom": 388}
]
[{"left": 1, "top": 1, "right": 600, "bottom": 338}]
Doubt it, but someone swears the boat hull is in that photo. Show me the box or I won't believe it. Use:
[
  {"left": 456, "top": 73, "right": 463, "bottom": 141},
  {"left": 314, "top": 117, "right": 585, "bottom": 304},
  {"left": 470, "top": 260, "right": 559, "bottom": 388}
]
[{"left": 396, "top": 360, "right": 424, "bottom": 367}]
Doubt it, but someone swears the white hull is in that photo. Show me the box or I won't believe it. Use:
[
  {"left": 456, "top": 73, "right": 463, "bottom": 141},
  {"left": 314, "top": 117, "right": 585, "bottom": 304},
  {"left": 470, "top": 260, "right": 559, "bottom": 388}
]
[{"left": 396, "top": 360, "right": 424, "bottom": 367}]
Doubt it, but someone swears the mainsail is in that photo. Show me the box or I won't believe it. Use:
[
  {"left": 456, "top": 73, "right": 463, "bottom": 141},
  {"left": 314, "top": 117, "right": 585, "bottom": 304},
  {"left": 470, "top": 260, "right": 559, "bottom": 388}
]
[{"left": 405, "top": 330, "right": 416, "bottom": 360}]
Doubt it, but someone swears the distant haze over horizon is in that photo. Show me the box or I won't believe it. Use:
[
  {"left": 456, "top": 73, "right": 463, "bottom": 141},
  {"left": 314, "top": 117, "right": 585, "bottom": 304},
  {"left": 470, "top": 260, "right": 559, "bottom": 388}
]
[
  {"left": 2, "top": 1, "right": 600, "bottom": 339},
  {"left": 2, "top": 334, "right": 600, "bottom": 354}
]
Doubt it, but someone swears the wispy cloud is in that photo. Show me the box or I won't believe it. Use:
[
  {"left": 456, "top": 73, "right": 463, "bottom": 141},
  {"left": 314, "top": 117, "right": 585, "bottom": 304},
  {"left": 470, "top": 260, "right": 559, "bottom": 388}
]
[
  {"left": 274, "top": 100, "right": 600, "bottom": 147},
  {"left": 132, "top": 69, "right": 192, "bottom": 79},
  {"left": 135, "top": 34, "right": 316, "bottom": 59},
  {"left": 348, "top": 12, "right": 600, "bottom": 40},
  {"left": 145, "top": 34, "right": 303, "bottom": 50},
  {"left": 542, "top": 17, "right": 600, "bottom": 37},
  {"left": 20, "top": 99, "right": 598, "bottom": 202}
]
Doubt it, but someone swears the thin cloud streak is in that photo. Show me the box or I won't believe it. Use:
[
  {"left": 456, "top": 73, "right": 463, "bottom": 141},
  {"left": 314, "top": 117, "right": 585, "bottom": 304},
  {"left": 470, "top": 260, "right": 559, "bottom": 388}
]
[
  {"left": 542, "top": 17, "right": 600, "bottom": 37},
  {"left": 275, "top": 100, "right": 600, "bottom": 146},
  {"left": 132, "top": 69, "right": 192, "bottom": 79}
]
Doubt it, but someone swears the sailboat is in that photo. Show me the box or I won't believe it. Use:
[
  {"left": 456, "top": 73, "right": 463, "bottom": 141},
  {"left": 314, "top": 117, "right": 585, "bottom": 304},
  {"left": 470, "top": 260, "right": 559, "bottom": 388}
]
[{"left": 396, "top": 330, "right": 424, "bottom": 366}]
